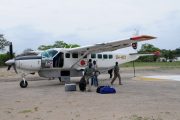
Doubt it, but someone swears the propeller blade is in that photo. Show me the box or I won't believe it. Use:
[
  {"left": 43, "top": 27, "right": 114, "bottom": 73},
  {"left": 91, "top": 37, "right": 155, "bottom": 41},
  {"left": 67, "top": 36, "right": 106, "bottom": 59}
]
[
  {"left": 13, "top": 64, "right": 18, "bottom": 74},
  {"left": 7, "top": 65, "right": 12, "bottom": 70},
  {"left": 5, "top": 59, "right": 17, "bottom": 73}
]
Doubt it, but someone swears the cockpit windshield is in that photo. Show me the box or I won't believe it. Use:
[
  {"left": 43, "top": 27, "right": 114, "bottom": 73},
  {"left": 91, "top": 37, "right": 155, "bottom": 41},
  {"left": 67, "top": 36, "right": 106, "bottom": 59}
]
[{"left": 41, "top": 50, "right": 58, "bottom": 58}]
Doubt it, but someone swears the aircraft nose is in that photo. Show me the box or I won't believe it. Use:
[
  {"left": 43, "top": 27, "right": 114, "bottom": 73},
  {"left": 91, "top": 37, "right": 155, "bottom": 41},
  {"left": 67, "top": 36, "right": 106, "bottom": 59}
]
[{"left": 5, "top": 59, "right": 15, "bottom": 65}]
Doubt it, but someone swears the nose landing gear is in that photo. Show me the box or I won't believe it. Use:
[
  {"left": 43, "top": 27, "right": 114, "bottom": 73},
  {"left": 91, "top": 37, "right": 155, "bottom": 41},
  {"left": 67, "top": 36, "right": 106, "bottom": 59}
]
[
  {"left": 20, "top": 74, "right": 28, "bottom": 88},
  {"left": 20, "top": 80, "right": 28, "bottom": 88}
]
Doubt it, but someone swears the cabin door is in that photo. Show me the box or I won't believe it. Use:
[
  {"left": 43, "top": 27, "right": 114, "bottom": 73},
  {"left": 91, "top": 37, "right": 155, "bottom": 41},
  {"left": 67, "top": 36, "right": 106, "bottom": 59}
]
[{"left": 53, "top": 52, "right": 64, "bottom": 68}]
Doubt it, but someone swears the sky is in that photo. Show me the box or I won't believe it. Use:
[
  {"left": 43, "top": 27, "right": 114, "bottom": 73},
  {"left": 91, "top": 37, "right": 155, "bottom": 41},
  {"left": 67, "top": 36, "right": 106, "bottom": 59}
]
[{"left": 0, "top": 0, "right": 180, "bottom": 54}]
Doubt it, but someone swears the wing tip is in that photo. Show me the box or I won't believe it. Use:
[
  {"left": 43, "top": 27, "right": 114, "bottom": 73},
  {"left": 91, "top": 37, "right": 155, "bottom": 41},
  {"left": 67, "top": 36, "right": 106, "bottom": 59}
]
[{"left": 130, "top": 35, "right": 157, "bottom": 41}]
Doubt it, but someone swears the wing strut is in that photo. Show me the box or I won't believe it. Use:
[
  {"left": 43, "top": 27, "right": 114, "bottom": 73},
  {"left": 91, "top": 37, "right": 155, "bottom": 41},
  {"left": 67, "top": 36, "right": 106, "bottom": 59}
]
[{"left": 70, "top": 51, "right": 90, "bottom": 69}]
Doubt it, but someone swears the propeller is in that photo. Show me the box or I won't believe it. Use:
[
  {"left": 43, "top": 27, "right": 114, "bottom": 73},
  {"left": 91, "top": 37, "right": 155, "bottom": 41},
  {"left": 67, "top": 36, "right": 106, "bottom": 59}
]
[
  {"left": 5, "top": 42, "right": 18, "bottom": 74},
  {"left": 5, "top": 59, "right": 18, "bottom": 73}
]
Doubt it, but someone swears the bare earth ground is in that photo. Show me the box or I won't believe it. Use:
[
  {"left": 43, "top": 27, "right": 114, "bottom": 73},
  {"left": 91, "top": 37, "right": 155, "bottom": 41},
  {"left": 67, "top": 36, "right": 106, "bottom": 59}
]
[{"left": 0, "top": 67, "right": 180, "bottom": 120}]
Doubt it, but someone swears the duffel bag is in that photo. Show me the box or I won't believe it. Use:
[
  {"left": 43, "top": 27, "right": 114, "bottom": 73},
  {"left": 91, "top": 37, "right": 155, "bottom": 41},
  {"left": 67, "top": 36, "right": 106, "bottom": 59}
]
[
  {"left": 100, "top": 86, "right": 116, "bottom": 94},
  {"left": 96, "top": 86, "right": 105, "bottom": 93}
]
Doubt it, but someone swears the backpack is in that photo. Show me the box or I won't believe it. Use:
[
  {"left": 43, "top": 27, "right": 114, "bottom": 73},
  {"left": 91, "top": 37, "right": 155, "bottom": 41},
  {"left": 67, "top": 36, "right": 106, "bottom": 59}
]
[
  {"left": 79, "top": 76, "right": 86, "bottom": 91},
  {"left": 98, "top": 86, "right": 116, "bottom": 94}
]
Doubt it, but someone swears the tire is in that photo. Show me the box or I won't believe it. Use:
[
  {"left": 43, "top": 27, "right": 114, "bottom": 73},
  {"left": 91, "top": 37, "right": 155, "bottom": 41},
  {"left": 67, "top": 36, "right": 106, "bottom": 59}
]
[{"left": 20, "top": 80, "right": 28, "bottom": 88}]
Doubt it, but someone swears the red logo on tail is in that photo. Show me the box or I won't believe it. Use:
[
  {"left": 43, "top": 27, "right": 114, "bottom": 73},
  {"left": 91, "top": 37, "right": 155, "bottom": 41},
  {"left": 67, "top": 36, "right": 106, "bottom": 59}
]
[{"left": 153, "top": 51, "right": 161, "bottom": 56}]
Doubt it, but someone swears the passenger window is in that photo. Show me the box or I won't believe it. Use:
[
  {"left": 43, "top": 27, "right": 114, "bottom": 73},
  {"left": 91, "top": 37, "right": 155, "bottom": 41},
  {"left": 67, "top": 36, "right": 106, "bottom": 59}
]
[
  {"left": 65, "top": 53, "right": 70, "bottom": 58},
  {"left": 103, "top": 54, "right": 108, "bottom": 59},
  {"left": 98, "top": 54, "right": 102, "bottom": 59},
  {"left": 91, "top": 54, "right": 96, "bottom": 59},
  {"left": 109, "top": 54, "right": 113, "bottom": 59},
  {"left": 72, "top": 53, "right": 78, "bottom": 58}
]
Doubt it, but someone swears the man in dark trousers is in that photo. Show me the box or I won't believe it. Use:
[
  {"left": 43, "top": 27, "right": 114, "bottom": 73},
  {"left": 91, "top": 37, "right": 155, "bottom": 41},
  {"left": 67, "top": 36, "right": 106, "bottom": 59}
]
[
  {"left": 111, "top": 62, "right": 122, "bottom": 85},
  {"left": 84, "top": 63, "right": 95, "bottom": 91},
  {"left": 108, "top": 69, "right": 113, "bottom": 78}
]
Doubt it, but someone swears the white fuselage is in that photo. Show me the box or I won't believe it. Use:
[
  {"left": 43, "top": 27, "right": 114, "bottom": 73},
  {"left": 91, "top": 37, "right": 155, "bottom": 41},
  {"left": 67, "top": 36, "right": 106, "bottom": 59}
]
[{"left": 14, "top": 48, "right": 140, "bottom": 78}]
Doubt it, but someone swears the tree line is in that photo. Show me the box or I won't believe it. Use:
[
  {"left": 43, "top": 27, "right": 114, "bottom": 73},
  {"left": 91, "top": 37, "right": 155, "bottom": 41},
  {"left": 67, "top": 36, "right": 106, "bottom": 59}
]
[
  {"left": 137, "top": 43, "right": 180, "bottom": 62},
  {"left": 38, "top": 41, "right": 80, "bottom": 50}
]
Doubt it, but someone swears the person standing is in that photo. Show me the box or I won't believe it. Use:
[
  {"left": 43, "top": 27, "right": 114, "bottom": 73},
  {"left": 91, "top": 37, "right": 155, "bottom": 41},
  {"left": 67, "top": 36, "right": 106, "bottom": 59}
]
[
  {"left": 111, "top": 62, "right": 122, "bottom": 85},
  {"left": 84, "top": 63, "right": 95, "bottom": 91},
  {"left": 87, "top": 59, "right": 92, "bottom": 67},
  {"left": 92, "top": 60, "right": 100, "bottom": 86}
]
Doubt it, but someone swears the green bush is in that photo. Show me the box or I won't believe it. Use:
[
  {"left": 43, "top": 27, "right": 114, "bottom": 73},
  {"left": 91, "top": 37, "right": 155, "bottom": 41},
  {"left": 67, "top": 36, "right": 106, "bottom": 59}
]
[{"left": 0, "top": 54, "right": 12, "bottom": 66}]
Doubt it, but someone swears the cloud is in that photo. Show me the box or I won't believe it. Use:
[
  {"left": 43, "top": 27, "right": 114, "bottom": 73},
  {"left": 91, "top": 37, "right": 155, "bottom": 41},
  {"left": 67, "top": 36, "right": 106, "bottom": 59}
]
[
  {"left": 0, "top": 0, "right": 180, "bottom": 53},
  {"left": 2, "top": 25, "right": 55, "bottom": 53}
]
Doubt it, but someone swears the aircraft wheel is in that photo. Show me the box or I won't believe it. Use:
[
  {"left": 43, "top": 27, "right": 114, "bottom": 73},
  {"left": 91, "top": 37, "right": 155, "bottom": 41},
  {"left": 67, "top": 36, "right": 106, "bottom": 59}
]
[{"left": 20, "top": 80, "right": 28, "bottom": 88}]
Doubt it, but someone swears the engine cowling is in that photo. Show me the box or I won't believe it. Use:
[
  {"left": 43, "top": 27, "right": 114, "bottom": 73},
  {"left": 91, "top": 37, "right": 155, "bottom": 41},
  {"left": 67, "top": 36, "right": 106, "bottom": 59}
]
[{"left": 15, "top": 56, "right": 42, "bottom": 71}]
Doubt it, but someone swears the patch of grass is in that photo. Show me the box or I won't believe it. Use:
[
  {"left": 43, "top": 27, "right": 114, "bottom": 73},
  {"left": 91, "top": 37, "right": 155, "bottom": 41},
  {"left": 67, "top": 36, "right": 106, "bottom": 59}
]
[
  {"left": 18, "top": 109, "right": 32, "bottom": 114},
  {"left": 130, "top": 115, "right": 149, "bottom": 120},
  {"left": 129, "top": 115, "right": 163, "bottom": 120}
]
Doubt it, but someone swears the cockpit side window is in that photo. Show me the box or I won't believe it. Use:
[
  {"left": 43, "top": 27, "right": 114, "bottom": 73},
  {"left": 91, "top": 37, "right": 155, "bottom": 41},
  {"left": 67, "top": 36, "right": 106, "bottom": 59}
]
[
  {"left": 48, "top": 50, "right": 58, "bottom": 58},
  {"left": 42, "top": 52, "right": 49, "bottom": 58},
  {"left": 41, "top": 50, "right": 58, "bottom": 58}
]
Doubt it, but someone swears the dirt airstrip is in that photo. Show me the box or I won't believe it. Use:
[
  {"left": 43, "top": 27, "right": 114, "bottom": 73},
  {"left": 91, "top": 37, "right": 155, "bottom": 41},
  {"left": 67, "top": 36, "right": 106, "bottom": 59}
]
[{"left": 0, "top": 67, "right": 180, "bottom": 120}]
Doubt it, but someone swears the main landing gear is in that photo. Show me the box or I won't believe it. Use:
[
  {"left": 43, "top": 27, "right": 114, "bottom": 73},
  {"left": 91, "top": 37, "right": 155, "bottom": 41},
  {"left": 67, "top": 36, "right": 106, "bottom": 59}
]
[{"left": 20, "top": 74, "right": 28, "bottom": 88}]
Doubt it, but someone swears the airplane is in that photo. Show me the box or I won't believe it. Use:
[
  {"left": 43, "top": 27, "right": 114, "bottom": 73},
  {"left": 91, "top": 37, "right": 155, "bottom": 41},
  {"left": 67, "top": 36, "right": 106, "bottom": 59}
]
[{"left": 5, "top": 35, "right": 157, "bottom": 88}]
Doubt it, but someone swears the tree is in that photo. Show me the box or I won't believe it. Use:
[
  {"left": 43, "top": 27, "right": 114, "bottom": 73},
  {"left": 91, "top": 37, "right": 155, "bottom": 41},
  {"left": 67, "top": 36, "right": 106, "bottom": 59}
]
[
  {"left": 0, "top": 34, "right": 10, "bottom": 51},
  {"left": 161, "top": 49, "right": 169, "bottom": 61},
  {"left": 53, "top": 41, "right": 67, "bottom": 48},
  {"left": 38, "top": 45, "right": 54, "bottom": 51},
  {"left": 169, "top": 50, "right": 176, "bottom": 61},
  {"left": 137, "top": 43, "right": 160, "bottom": 62},
  {"left": 161, "top": 49, "right": 178, "bottom": 61},
  {"left": 175, "top": 48, "right": 180, "bottom": 56},
  {"left": 38, "top": 40, "right": 80, "bottom": 50},
  {"left": 161, "top": 49, "right": 176, "bottom": 62},
  {"left": 138, "top": 43, "right": 160, "bottom": 53}
]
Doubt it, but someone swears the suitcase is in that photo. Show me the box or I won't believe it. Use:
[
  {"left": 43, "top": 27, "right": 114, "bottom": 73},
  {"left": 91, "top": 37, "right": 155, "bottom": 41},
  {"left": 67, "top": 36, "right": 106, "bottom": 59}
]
[{"left": 65, "top": 83, "right": 76, "bottom": 91}]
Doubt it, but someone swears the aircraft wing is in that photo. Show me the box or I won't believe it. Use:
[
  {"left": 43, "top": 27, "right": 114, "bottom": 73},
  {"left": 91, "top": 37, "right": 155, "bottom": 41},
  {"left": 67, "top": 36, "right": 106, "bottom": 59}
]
[{"left": 67, "top": 35, "right": 156, "bottom": 54}]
